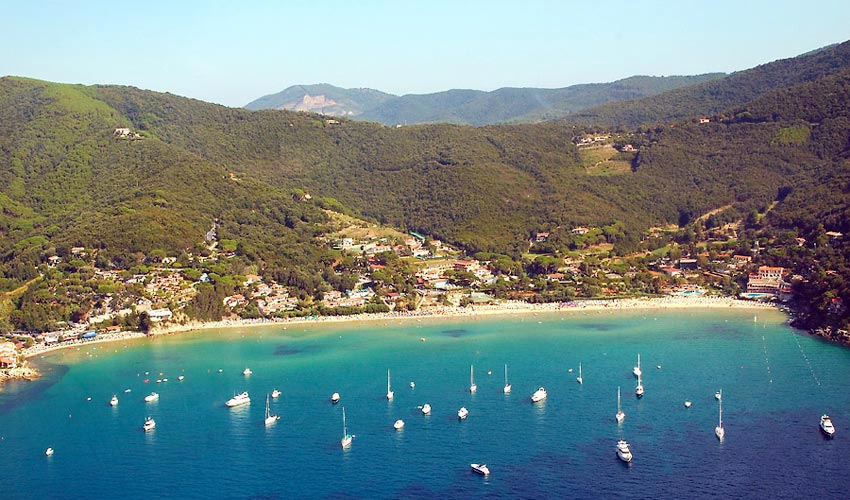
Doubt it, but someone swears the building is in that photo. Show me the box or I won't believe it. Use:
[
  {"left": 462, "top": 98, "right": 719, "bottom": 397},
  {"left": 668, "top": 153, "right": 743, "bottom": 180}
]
[
  {"left": 0, "top": 342, "right": 18, "bottom": 368},
  {"left": 757, "top": 266, "right": 784, "bottom": 280},
  {"left": 147, "top": 308, "right": 173, "bottom": 322}
]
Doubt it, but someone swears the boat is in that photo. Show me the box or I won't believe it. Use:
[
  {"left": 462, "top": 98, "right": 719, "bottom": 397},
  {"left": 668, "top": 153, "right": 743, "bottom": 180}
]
[
  {"left": 633, "top": 354, "right": 642, "bottom": 378},
  {"left": 394, "top": 419, "right": 405, "bottom": 430},
  {"left": 531, "top": 387, "right": 547, "bottom": 403},
  {"left": 225, "top": 391, "right": 251, "bottom": 407},
  {"left": 45, "top": 447, "right": 54, "bottom": 457},
  {"left": 684, "top": 401, "right": 692, "bottom": 408},
  {"left": 715, "top": 390, "right": 725, "bottom": 441},
  {"left": 271, "top": 389, "right": 281, "bottom": 398},
  {"left": 410, "top": 381, "right": 415, "bottom": 389},
  {"left": 386, "top": 369, "right": 394, "bottom": 400},
  {"left": 576, "top": 362, "right": 583, "bottom": 384},
  {"left": 503, "top": 364, "right": 512, "bottom": 394},
  {"left": 144, "top": 392, "right": 159, "bottom": 403},
  {"left": 110, "top": 395, "right": 118, "bottom": 406},
  {"left": 177, "top": 375, "right": 185, "bottom": 381},
  {"left": 469, "top": 365, "right": 477, "bottom": 393},
  {"left": 616, "top": 387, "right": 625, "bottom": 423},
  {"left": 715, "top": 391, "right": 722, "bottom": 401},
  {"left": 616, "top": 439, "right": 633, "bottom": 463},
  {"left": 421, "top": 403, "right": 432, "bottom": 415},
  {"left": 635, "top": 374, "right": 644, "bottom": 398},
  {"left": 340, "top": 407, "right": 354, "bottom": 448},
  {"left": 162, "top": 378, "right": 168, "bottom": 382},
  {"left": 458, "top": 406, "right": 469, "bottom": 420},
  {"left": 243, "top": 368, "right": 252, "bottom": 376},
  {"left": 331, "top": 392, "right": 340, "bottom": 404},
  {"left": 264, "top": 394, "right": 280, "bottom": 426},
  {"left": 420, "top": 337, "right": 426, "bottom": 342},
  {"left": 470, "top": 463, "right": 490, "bottom": 476},
  {"left": 124, "top": 388, "right": 132, "bottom": 393},
  {"left": 820, "top": 415, "right": 836, "bottom": 437},
  {"left": 217, "top": 368, "right": 223, "bottom": 373},
  {"left": 143, "top": 417, "right": 156, "bottom": 432}
]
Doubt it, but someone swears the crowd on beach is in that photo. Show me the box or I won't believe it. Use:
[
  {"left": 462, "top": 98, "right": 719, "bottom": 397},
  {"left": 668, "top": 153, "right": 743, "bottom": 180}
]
[{"left": 20, "top": 295, "right": 776, "bottom": 361}]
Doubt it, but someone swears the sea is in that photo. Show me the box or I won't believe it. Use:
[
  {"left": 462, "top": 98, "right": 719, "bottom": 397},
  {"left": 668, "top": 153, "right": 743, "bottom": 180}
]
[{"left": 2, "top": 308, "right": 849, "bottom": 499}]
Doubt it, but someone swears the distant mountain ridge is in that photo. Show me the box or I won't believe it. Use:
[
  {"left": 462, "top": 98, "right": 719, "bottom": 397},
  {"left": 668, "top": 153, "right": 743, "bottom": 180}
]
[{"left": 244, "top": 74, "right": 726, "bottom": 125}]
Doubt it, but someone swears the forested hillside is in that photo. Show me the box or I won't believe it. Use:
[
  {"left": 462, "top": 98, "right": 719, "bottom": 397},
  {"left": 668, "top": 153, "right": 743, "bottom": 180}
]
[{"left": 566, "top": 41, "right": 850, "bottom": 128}]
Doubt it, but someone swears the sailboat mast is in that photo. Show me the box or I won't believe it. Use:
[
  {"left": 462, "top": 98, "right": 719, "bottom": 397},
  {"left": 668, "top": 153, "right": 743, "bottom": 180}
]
[
  {"left": 504, "top": 364, "right": 508, "bottom": 385},
  {"left": 618, "top": 387, "right": 621, "bottom": 411},
  {"left": 387, "top": 369, "right": 391, "bottom": 392},
  {"left": 719, "top": 392, "right": 723, "bottom": 427},
  {"left": 470, "top": 365, "right": 474, "bottom": 385},
  {"left": 342, "top": 407, "right": 347, "bottom": 435}
]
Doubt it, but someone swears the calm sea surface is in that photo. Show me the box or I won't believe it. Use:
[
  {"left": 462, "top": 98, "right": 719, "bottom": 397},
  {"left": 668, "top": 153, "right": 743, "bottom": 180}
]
[{"left": 2, "top": 308, "right": 849, "bottom": 499}]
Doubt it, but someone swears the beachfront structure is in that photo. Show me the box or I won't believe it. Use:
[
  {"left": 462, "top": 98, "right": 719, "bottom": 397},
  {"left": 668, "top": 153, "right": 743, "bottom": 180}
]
[
  {"left": 0, "top": 342, "right": 18, "bottom": 368},
  {"left": 147, "top": 308, "right": 173, "bottom": 322}
]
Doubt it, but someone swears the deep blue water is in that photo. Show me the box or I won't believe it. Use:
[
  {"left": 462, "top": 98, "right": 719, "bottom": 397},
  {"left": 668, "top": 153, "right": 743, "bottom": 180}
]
[{"left": 1, "top": 308, "right": 849, "bottom": 499}]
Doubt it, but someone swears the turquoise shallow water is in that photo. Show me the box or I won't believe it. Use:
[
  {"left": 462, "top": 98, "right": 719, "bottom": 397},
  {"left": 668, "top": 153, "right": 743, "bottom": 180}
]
[{"left": 2, "top": 308, "right": 850, "bottom": 499}]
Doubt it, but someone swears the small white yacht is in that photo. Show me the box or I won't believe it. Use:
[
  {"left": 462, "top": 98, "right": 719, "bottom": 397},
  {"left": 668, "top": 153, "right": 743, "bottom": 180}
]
[
  {"left": 470, "top": 463, "right": 490, "bottom": 476},
  {"left": 271, "top": 389, "right": 281, "bottom": 399},
  {"left": 243, "top": 368, "right": 252, "bottom": 376},
  {"left": 635, "top": 374, "right": 644, "bottom": 398},
  {"left": 820, "top": 415, "right": 836, "bottom": 437},
  {"left": 684, "top": 400, "right": 692, "bottom": 408},
  {"left": 531, "top": 387, "right": 547, "bottom": 403},
  {"left": 469, "top": 365, "right": 477, "bottom": 393},
  {"left": 576, "top": 363, "right": 583, "bottom": 384},
  {"left": 715, "top": 391, "right": 725, "bottom": 441},
  {"left": 616, "top": 387, "right": 625, "bottom": 423},
  {"left": 340, "top": 407, "right": 354, "bottom": 448},
  {"left": 394, "top": 419, "right": 405, "bottom": 430},
  {"left": 144, "top": 392, "right": 159, "bottom": 403},
  {"left": 331, "top": 392, "right": 340, "bottom": 404},
  {"left": 110, "top": 395, "right": 119, "bottom": 406},
  {"left": 616, "top": 439, "right": 633, "bottom": 463},
  {"left": 386, "top": 369, "right": 394, "bottom": 400},
  {"left": 143, "top": 417, "right": 156, "bottom": 432},
  {"left": 458, "top": 406, "right": 469, "bottom": 420},
  {"left": 264, "top": 394, "right": 280, "bottom": 426},
  {"left": 177, "top": 375, "right": 185, "bottom": 381},
  {"left": 225, "top": 391, "right": 251, "bottom": 407},
  {"left": 410, "top": 381, "right": 415, "bottom": 389},
  {"left": 421, "top": 403, "right": 432, "bottom": 415},
  {"left": 633, "top": 354, "right": 642, "bottom": 378},
  {"left": 45, "top": 447, "right": 54, "bottom": 457},
  {"left": 503, "top": 364, "right": 511, "bottom": 394}
]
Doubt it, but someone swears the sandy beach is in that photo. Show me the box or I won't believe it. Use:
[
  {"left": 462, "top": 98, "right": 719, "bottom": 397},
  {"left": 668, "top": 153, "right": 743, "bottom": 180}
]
[{"left": 21, "top": 295, "right": 778, "bottom": 360}]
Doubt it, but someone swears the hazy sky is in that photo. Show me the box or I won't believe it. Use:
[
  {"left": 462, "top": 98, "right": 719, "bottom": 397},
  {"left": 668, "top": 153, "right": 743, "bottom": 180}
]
[{"left": 3, "top": 0, "right": 849, "bottom": 107}]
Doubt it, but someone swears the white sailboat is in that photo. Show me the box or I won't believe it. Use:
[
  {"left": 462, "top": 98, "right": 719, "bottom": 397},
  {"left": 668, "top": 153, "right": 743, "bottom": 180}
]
[
  {"left": 264, "top": 394, "right": 280, "bottom": 426},
  {"left": 421, "top": 403, "right": 432, "bottom": 415},
  {"left": 616, "top": 386, "right": 625, "bottom": 423},
  {"left": 331, "top": 392, "right": 340, "bottom": 404},
  {"left": 469, "top": 365, "right": 477, "bottom": 393},
  {"left": 110, "top": 395, "right": 118, "bottom": 406},
  {"left": 633, "top": 354, "right": 642, "bottom": 378},
  {"left": 576, "top": 363, "right": 583, "bottom": 384},
  {"left": 340, "top": 407, "right": 353, "bottom": 448},
  {"left": 503, "top": 364, "right": 512, "bottom": 394},
  {"left": 386, "top": 369, "right": 394, "bottom": 400},
  {"left": 635, "top": 373, "right": 644, "bottom": 398},
  {"left": 715, "top": 390, "right": 725, "bottom": 441}
]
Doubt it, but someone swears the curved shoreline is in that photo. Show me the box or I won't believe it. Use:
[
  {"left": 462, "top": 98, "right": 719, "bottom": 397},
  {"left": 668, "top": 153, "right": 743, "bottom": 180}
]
[{"left": 22, "top": 296, "right": 778, "bottom": 360}]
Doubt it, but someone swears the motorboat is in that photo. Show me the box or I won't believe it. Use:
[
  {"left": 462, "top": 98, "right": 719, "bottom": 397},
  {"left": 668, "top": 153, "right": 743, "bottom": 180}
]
[
  {"left": 110, "top": 395, "right": 119, "bottom": 406},
  {"left": 503, "top": 364, "right": 511, "bottom": 394},
  {"left": 820, "top": 415, "right": 836, "bottom": 437},
  {"left": 469, "top": 365, "right": 477, "bottom": 393},
  {"left": 45, "top": 447, "right": 54, "bottom": 457},
  {"left": 225, "top": 391, "right": 251, "bottom": 407},
  {"left": 177, "top": 375, "right": 185, "bottom": 381},
  {"left": 616, "top": 439, "right": 633, "bottom": 463},
  {"left": 340, "top": 407, "right": 354, "bottom": 448},
  {"left": 394, "top": 419, "right": 405, "bottom": 430},
  {"left": 715, "top": 391, "right": 725, "bottom": 441},
  {"left": 124, "top": 388, "right": 132, "bottom": 393},
  {"left": 331, "top": 392, "right": 340, "bottom": 404},
  {"left": 264, "top": 394, "right": 280, "bottom": 426},
  {"left": 616, "top": 387, "right": 625, "bottom": 423},
  {"left": 458, "top": 406, "right": 469, "bottom": 420},
  {"left": 470, "top": 463, "right": 490, "bottom": 476},
  {"left": 386, "top": 369, "right": 394, "bottom": 400},
  {"left": 243, "top": 368, "right": 252, "bottom": 376},
  {"left": 144, "top": 392, "right": 159, "bottom": 403},
  {"left": 410, "top": 381, "right": 415, "bottom": 389},
  {"left": 271, "top": 389, "right": 281, "bottom": 398},
  {"left": 633, "top": 354, "right": 642, "bottom": 378},
  {"left": 421, "top": 403, "right": 432, "bottom": 415},
  {"left": 684, "top": 401, "right": 692, "bottom": 408},
  {"left": 143, "top": 417, "right": 156, "bottom": 432},
  {"left": 576, "top": 363, "right": 583, "bottom": 384},
  {"left": 531, "top": 387, "right": 547, "bottom": 403}
]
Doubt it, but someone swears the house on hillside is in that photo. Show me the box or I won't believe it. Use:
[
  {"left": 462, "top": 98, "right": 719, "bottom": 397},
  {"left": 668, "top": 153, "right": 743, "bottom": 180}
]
[{"left": 0, "top": 342, "right": 18, "bottom": 368}]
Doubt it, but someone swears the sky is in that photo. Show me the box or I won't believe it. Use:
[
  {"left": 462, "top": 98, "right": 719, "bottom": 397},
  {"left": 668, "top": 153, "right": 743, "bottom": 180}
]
[{"left": 3, "top": 0, "right": 849, "bottom": 107}]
